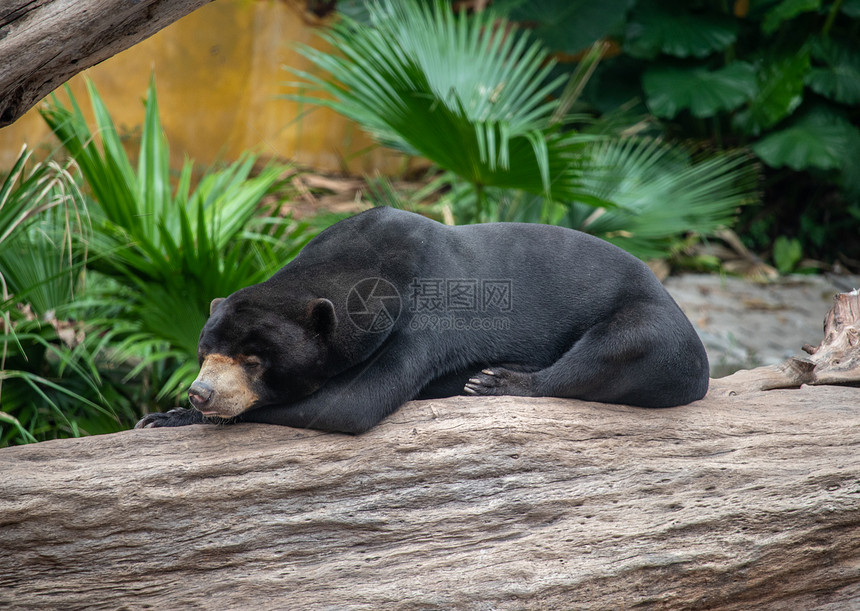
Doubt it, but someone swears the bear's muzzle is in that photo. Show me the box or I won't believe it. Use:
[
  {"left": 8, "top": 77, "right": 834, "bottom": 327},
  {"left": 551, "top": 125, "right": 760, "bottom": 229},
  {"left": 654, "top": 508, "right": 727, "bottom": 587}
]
[{"left": 189, "top": 354, "right": 259, "bottom": 418}]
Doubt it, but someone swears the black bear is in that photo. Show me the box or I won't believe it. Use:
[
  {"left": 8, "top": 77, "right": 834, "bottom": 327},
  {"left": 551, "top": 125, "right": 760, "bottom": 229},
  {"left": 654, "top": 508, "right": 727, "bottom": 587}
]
[{"left": 136, "top": 207, "right": 709, "bottom": 434}]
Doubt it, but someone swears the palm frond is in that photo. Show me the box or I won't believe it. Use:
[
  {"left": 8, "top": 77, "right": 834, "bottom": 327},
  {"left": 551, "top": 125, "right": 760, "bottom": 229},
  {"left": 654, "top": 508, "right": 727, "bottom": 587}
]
[
  {"left": 0, "top": 149, "right": 122, "bottom": 446},
  {"left": 566, "top": 139, "right": 758, "bottom": 258},
  {"left": 289, "top": 0, "right": 757, "bottom": 249},
  {"left": 41, "top": 77, "right": 314, "bottom": 404},
  {"left": 287, "top": 0, "right": 597, "bottom": 200}
]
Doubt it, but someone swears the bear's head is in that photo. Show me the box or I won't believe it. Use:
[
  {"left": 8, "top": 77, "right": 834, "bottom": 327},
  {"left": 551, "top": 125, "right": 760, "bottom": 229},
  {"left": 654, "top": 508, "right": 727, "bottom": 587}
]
[{"left": 187, "top": 292, "right": 338, "bottom": 419}]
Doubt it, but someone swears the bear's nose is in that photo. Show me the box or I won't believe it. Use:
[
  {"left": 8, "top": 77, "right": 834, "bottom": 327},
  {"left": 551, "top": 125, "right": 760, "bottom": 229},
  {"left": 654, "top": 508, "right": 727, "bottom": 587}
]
[{"left": 188, "top": 381, "right": 214, "bottom": 410}]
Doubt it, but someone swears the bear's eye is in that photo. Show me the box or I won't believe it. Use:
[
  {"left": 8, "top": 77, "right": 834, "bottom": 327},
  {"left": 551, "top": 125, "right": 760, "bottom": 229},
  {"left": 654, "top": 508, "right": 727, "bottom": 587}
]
[{"left": 242, "top": 356, "right": 262, "bottom": 371}]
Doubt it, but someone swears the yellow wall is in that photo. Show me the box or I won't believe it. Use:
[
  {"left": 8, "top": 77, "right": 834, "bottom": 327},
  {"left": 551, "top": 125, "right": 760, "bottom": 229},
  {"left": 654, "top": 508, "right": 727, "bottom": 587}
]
[{"left": 0, "top": 0, "right": 409, "bottom": 174}]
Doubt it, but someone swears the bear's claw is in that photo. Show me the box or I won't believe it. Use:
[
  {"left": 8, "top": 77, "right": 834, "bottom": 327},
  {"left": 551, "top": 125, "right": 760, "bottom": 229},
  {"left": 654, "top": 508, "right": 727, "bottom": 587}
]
[
  {"left": 463, "top": 367, "right": 536, "bottom": 397},
  {"left": 464, "top": 368, "right": 509, "bottom": 396},
  {"left": 134, "top": 407, "right": 205, "bottom": 429}
]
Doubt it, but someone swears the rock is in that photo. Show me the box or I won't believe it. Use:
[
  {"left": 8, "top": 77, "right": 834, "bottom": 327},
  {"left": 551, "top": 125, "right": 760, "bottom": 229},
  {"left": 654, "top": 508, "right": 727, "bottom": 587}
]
[
  {"left": 665, "top": 273, "right": 860, "bottom": 377},
  {"left": 1, "top": 389, "right": 859, "bottom": 610},
  {"left": 707, "top": 289, "right": 860, "bottom": 395}
]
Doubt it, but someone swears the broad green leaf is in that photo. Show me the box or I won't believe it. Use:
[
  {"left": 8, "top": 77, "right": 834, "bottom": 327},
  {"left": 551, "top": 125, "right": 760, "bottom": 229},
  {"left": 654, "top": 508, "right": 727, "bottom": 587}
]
[
  {"left": 625, "top": 1, "right": 738, "bottom": 59},
  {"left": 732, "top": 50, "right": 810, "bottom": 136},
  {"left": 806, "top": 38, "right": 860, "bottom": 104},
  {"left": 842, "top": 0, "right": 860, "bottom": 17},
  {"left": 751, "top": 107, "right": 854, "bottom": 170},
  {"left": 494, "top": 0, "right": 633, "bottom": 54},
  {"left": 761, "top": 0, "right": 821, "bottom": 34},
  {"left": 772, "top": 236, "right": 803, "bottom": 274},
  {"left": 643, "top": 62, "right": 757, "bottom": 118}
]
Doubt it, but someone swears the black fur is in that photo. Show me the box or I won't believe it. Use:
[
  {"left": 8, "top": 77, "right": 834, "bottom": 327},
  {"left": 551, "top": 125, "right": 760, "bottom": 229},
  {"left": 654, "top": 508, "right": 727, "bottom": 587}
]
[{"left": 137, "top": 207, "right": 709, "bottom": 434}]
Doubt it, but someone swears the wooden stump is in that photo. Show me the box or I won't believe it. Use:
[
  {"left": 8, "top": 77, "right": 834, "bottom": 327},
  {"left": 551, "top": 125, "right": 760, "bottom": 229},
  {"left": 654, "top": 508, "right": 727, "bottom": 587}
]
[{"left": 711, "top": 290, "right": 860, "bottom": 395}]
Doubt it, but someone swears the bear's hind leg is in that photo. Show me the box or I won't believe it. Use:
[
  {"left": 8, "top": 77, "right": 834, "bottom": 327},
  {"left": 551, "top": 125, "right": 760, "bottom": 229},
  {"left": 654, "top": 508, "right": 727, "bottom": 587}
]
[
  {"left": 463, "top": 341, "right": 657, "bottom": 405},
  {"left": 464, "top": 306, "right": 707, "bottom": 407}
]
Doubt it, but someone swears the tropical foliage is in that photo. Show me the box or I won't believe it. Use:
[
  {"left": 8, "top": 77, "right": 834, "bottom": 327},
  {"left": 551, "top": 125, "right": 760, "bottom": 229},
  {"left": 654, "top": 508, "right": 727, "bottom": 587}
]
[
  {"left": 494, "top": 0, "right": 860, "bottom": 266},
  {"left": 0, "top": 147, "right": 123, "bottom": 445},
  {"left": 40, "top": 79, "right": 311, "bottom": 402},
  {"left": 0, "top": 80, "right": 313, "bottom": 446},
  {"left": 291, "top": 0, "right": 757, "bottom": 258}
]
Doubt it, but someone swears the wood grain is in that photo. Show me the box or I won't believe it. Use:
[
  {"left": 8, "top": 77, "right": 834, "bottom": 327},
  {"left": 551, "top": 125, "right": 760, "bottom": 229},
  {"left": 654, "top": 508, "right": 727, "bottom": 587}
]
[
  {"left": 1, "top": 387, "right": 859, "bottom": 609},
  {"left": 0, "top": 0, "right": 215, "bottom": 126}
]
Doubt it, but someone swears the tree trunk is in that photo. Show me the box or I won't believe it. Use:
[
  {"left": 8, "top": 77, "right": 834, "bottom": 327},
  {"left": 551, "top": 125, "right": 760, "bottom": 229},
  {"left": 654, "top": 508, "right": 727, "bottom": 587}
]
[
  {"left": 2, "top": 388, "right": 859, "bottom": 610},
  {"left": 711, "top": 290, "right": 860, "bottom": 395},
  {"left": 0, "top": 0, "right": 215, "bottom": 127}
]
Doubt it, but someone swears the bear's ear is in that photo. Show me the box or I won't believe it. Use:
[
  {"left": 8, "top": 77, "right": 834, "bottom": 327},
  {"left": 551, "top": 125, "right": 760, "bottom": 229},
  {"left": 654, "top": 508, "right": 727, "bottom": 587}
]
[
  {"left": 209, "top": 298, "right": 226, "bottom": 316},
  {"left": 306, "top": 298, "right": 337, "bottom": 336}
]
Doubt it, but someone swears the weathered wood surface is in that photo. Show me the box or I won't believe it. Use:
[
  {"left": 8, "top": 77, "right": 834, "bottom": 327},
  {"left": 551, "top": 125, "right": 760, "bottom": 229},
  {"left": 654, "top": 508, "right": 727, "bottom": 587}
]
[
  {"left": 1, "top": 388, "right": 859, "bottom": 610},
  {"left": 0, "top": 0, "right": 215, "bottom": 127},
  {"left": 712, "top": 290, "right": 860, "bottom": 395}
]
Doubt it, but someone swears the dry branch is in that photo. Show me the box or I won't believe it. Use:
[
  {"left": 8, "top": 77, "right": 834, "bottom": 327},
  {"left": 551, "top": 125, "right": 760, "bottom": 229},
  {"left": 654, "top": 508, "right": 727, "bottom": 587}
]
[
  {"left": 0, "top": 0, "right": 215, "bottom": 127},
  {"left": 1, "top": 389, "right": 859, "bottom": 610},
  {"left": 711, "top": 290, "right": 860, "bottom": 395}
]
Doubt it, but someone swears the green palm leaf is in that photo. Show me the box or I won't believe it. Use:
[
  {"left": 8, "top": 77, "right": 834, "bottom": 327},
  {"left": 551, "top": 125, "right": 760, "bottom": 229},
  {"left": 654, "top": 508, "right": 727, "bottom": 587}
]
[
  {"left": 287, "top": 0, "right": 595, "bottom": 200},
  {"left": 41, "top": 78, "right": 305, "bottom": 402},
  {"left": 568, "top": 139, "right": 756, "bottom": 258},
  {"left": 0, "top": 148, "right": 88, "bottom": 315},
  {"left": 0, "top": 147, "right": 42, "bottom": 246},
  {"left": 0, "top": 149, "right": 125, "bottom": 446},
  {"left": 292, "top": 0, "right": 755, "bottom": 255}
]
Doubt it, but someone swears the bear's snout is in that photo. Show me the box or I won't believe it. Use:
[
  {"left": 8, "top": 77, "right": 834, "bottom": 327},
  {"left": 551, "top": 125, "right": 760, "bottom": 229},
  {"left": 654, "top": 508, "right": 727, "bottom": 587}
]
[
  {"left": 188, "top": 381, "right": 215, "bottom": 412},
  {"left": 190, "top": 354, "right": 260, "bottom": 418}
]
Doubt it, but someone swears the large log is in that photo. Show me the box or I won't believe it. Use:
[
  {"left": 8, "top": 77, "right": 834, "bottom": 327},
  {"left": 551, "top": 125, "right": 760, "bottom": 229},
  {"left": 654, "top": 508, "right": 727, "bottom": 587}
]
[
  {"left": 1, "top": 388, "right": 859, "bottom": 610},
  {"left": 0, "top": 0, "right": 215, "bottom": 127}
]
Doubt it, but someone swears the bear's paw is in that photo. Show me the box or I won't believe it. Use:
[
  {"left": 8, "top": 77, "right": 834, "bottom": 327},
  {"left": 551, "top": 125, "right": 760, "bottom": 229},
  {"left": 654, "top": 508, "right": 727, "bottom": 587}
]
[
  {"left": 463, "top": 367, "right": 537, "bottom": 397},
  {"left": 135, "top": 407, "right": 206, "bottom": 429}
]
